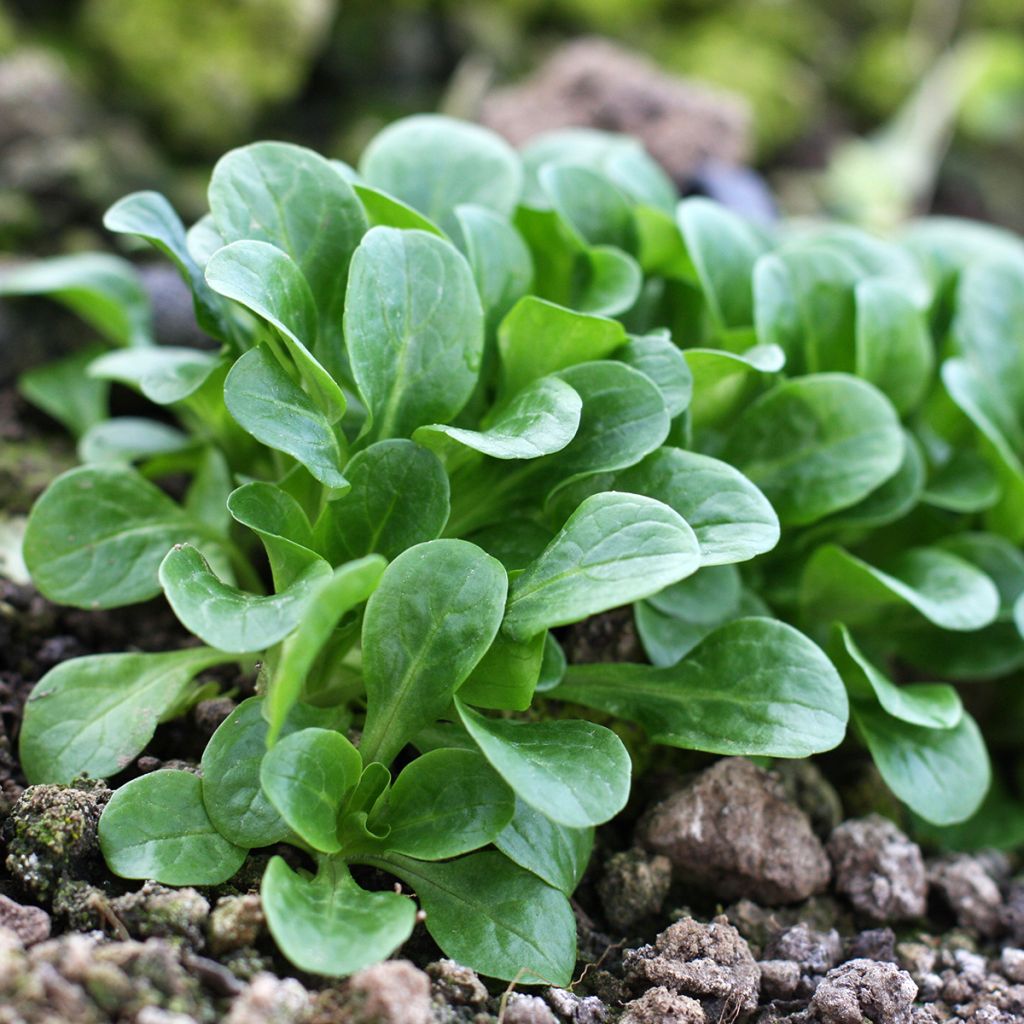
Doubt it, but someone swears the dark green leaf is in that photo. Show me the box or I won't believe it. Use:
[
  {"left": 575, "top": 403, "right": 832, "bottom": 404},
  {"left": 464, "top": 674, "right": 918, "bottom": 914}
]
[
  {"left": 494, "top": 798, "right": 593, "bottom": 894},
  {"left": 614, "top": 332, "right": 692, "bottom": 418},
  {"left": 19, "top": 347, "right": 109, "bottom": 437}
]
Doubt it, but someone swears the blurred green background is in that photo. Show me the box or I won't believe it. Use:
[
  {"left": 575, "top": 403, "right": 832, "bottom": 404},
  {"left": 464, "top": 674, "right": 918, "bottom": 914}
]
[{"left": 1, "top": 0, "right": 1022, "bottom": 251}]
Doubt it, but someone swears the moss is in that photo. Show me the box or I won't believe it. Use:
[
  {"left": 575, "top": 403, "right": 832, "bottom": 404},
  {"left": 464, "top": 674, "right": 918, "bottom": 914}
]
[{"left": 80, "top": 0, "right": 338, "bottom": 151}]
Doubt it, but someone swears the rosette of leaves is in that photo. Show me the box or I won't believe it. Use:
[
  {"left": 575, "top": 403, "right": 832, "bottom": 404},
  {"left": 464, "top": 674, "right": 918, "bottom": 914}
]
[{"left": 8, "top": 117, "right": 863, "bottom": 980}]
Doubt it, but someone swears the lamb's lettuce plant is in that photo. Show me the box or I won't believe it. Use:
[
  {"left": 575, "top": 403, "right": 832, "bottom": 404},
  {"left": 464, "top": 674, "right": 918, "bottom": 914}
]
[{"left": 5, "top": 113, "right": 1020, "bottom": 977}]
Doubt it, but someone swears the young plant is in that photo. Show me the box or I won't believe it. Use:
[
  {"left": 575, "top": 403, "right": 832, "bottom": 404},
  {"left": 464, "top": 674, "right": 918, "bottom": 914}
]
[{"left": 10, "top": 113, "right": 1017, "bottom": 975}]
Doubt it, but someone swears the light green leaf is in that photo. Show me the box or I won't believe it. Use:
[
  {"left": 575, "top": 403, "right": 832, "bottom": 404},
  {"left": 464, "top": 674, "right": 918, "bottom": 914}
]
[
  {"left": 78, "top": 418, "right": 191, "bottom": 465},
  {"left": 312, "top": 440, "right": 450, "bottom": 564},
  {"left": 88, "top": 346, "right": 224, "bottom": 406},
  {"left": 360, "top": 541, "right": 508, "bottom": 765},
  {"left": 24, "top": 464, "right": 206, "bottom": 608},
  {"left": 724, "top": 374, "right": 903, "bottom": 526},
  {"left": 686, "top": 345, "right": 785, "bottom": 430},
  {"left": 374, "top": 850, "right": 575, "bottom": 985},
  {"left": 159, "top": 543, "right": 330, "bottom": 653},
  {"left": 616, "top": 448, "right": 779, "bottom": 566},
  {"left": 0, "top": 252, "right": 152, "bottom": 347},
  {"left": 263, "top": 857, "right": 416, "bottom": 977},
  {"left": 615, "top": 332, "right": 692, "bottom": 418},
  {"left": 20, "top": 647, "right": 231, "bottom": 784},
  {"left": 260, "top": 728, "right": 362, "bottom": 853},
  {"left": 540, "top": 164, "right": 636, "bottom": 251},
  {"left": 206, "top": 240, "right": 347, "bottom": 421},
  {"left": 368, "top": 748, "right": 514, "bottom": 860},
  {"left": 354, "top": 183, "right": 445, "bottom": 235},
  {"left": 345, "top": 227, "right": 484, "bottom": 441},
  {"left": 359, "top": 115, "right": 522, "bottom": 235},
  {"left": 503, "top": 492, "right": 700, "bottom": 641},
  {"left": 802, "top": 544, "right": 1000, "bottom": 632},
  {"left": 19, "top": 347, "right": 109, "bottom": 437},
  {"left": 553, "top": 617, "right": 849, "bottom": 757},
  {"left": 458, "top": 701, "right": 630, "bottom": 828},
  {"left": 494, "top": 798, "right": 593, "bottom": 894},
  {"left": 100, "top": 771, "right": 247, "bottom": 884},
  {"left": 415, "top": 376, "right": 581, "bottom": 461},
  {"left": 223, "top": 346, "right": 348, "bottom": 489},
  {"left": 457, "top": 631, "right": 545, "bottom": 712}
]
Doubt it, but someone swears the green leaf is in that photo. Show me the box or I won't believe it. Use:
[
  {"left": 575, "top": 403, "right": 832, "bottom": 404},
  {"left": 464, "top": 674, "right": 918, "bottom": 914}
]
[
  {"left": 312, "top": 440, "right": 450, "bottom": 564},
  {"left": 20, "top": 647, "right": 230, "bottom": 784},
  {"left": 855, "top": 278, "right": 933, "bottom": 416},
  {"left": 802, "top": 544, "right": 1000, "bottom": 632},
  {"left": 922, "top": 449, "right": 1001, "bottom": 513},
  {"left": 360, "top": 540, "right": 508, "bottom": 765},
  {"left": 206, "top": 240, "right": 347, "bottom": 421},
  {"left": 100, "top": 770, "right": 247, "bottom": 884},
  {"left": 724, "top": 374, "right": 903, "bottom": 526},
  {"left": 678, "top": 198, "right": 766, "bottom": 331},
  {"left": 202, "top": 696, "right": 339, "bottom": 848},
  {"left": 104, "top": 190, "right": 230, "bottom": 340},
  {"left": 503, "top": 492, "right": 700, "bottom": 641},
  {"left": 0, "top": 252, "right": 152, "bottom": 347},
  {"left": 266, "top": 556, "right": 386, "bottom": 744},
  {"left": 260, "top": 728, "right": 362, "bottom": 853},
  {"left": 208, "top": 140, "right": 367, "bottom": 377},
  {"left": 354, "top": 183, "right": 445, "bottom": 235},
  {"left": 345, "top": 227, "right": 484, "bottom": 441},
  {"left": 78, "top": 418, "right": 191, "bottom": 465},
  {"left": 263, "top": 857, "right": 416, "bottom": 977},
  {"left": 853, "top": 702, "right": 990, "bottom": 826},
  {"left": 457, "top": 630, "right": 545, "bottom": 711},
  {"left": 454, "top": 204, "right": 533, "bottom": 329},
  {"left": 159, "top": 544, "right": 330, "bottom": 653},
  {"left": 686, "top": 345, "right": 785, "bottom": 430},
  {"left": 649, "top": 564, "right": 743, "bottom": 621},
  {"left": 468, "top": 520, "right": 554, "bottom": 572},
  {"left": 359, "top": 115, "right": 522, "bottom": 235},
  {"left": 494, "top": 798, "right": 593, "bottom": 894},
  {"left": 88, "top": 346, "right": 225, "bottom": 406},
  {"left": 374, "top": 850, "right": 575, "bottom": 985},
  {"left": 553, "top": 617, "right": 848, "bottom": 757},
  {"left": 540, "top": 164, "right": 636, "bottom": 251},
  {"left": 23, "top": 465, "right": 206, "bottom": 608},
  {"left": 458, "top": 701, "right": 630, "bottom": 828},
  {"left": 368, "top": 748, "right": 514, "bottom": 860},
  {"left": 831, "top": 625, "right": 962, "bottom": 729},
  {"left": 498, "top": 297, "right": 627, "bottom": 398},
  {"left": 578, "top": 244, "right": 643, "bottom": 317},
  {"left": 616, "top": 448, "right": 779, "bottom": 566},
  {"left": 415, "top": 376, "right": 581, "bottom": 460},
  {"left": 614, "top": 332, "right": 692, "bottom": 418},
  {"left": 19, "top": 347, "right": 109, "bottom": 437},
  {"left": 223, "top": 346, "right": 348, "bottom": 489}
]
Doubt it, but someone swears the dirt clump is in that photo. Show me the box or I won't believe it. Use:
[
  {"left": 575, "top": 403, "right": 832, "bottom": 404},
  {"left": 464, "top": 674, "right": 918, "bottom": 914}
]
[
  {"left": 426, "top": 957, "right": 489, "bottom": 1007},
  {"left": 928, "top": 854, "right": 1007, "bottom": 937},
  {"left": 208, "top": 894, "right": 265, "bottom": 956},
  {"left": 763, "top": 922, "right": 841, "bottom": 998},
  {"left": 619, "top": 986, "right": 706, "bottom": 1023},
  {"left": 545, "top": 986, "right": 609, "bottom": 1022},
  {"left": 827, "top": 815, "right": 927, "bottom": 923},
  {"left": 598, "top": 846, "right": 672, "bottom": 933},
  {"left": 339, "top": 959, "right": 432, "bottom": 1024},
  {"left": 222, "top": 972, "right": 308, "bottom": 1024},
  {"left": 110, "top": 883, "right": 210, "bottom": 948},
  {"left": 624, "top": 914, "right": 759, "bottom": 1020},
  {"left": 638, "top": 757, "right": 831, "bottom": 905},
  {"left": 0, "top": 892, "right": 50, "bottom": 945},
  {"left": 809, "top": 958, "right": 918, "bottom": 1023},
  {"left": 504, "top": 993, "right": 558, "bottom": 1023},
  {"left": 773, "top": 761, "right": 844, "bottom": 841},
  {"left": 2, "top": 779, "right": 111, "bottom": 899}
]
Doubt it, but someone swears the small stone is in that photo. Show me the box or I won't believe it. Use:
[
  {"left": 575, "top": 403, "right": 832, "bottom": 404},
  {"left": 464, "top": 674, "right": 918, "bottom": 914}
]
[
  {"left": 639, "top": 758, "right": 830, "bottom": 905},
  {"left": 624, "top": 915, "right": 759, "bottom": 1019},
  {"left": 1000, "top": 947, "right": 1024, "bottom": 983},
  {"left": 208, "top": 895, "right": 265, "bottom": 955},
  {"left": 426, "top": 958, "right": 489, "bottom": 1006},
  {"left": 929, "top": 855, "right": 1005, "bottom": 936},
  {"left": 0, "top": 893, "right": 50, "bottom": 945},
  {"left": 827, "top": 815, "right": 926, "bottom": 922},
  {"left": 344, "top": 960, "right": 431, "bottom": 1024},
  {"left": 545, "top": 987, "right": 609, "bottom": 1023},
  {"left": 137, "top": 1009, "right": 200, "bottom": 1024},
  {"left": 598, "top": 847, "right": 672, "bottom": 932},
  {"left": 111, "top": 883, "right": 210, "bottom": 947},
  {"left": 846, "top": 928, "right": 896, "bottom": 963},
  {"left": 764, "top": 923, "right": 841, "bottom": 977},
  {"left": 504, "top": 993, "right": 557, "bottom": 1024},
  {"left": 758, "top": 959, "right": 801, "bottom": 1000},
  {"left": 619, "top": 986, "right": 706, "bottom": 1024},
  {"left": 1, "top": 780, "right": 111, "bottom": 899},
  {"left": 224, "top": 972, "right": 309, "bottom": 1024},
  {"left": 194, "top": 697, "right": 236, "bottom": 738},
  {"left": 897, "top": 941, "right": 938, "bottom": 979},
  {"left": 809, "top": 958, "right": 918, "bottom": 1024}
]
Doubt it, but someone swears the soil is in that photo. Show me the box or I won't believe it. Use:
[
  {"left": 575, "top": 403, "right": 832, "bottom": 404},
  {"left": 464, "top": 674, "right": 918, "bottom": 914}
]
[{"left": 2, "top": 389, "right": 1024, "bottom": 1024}]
